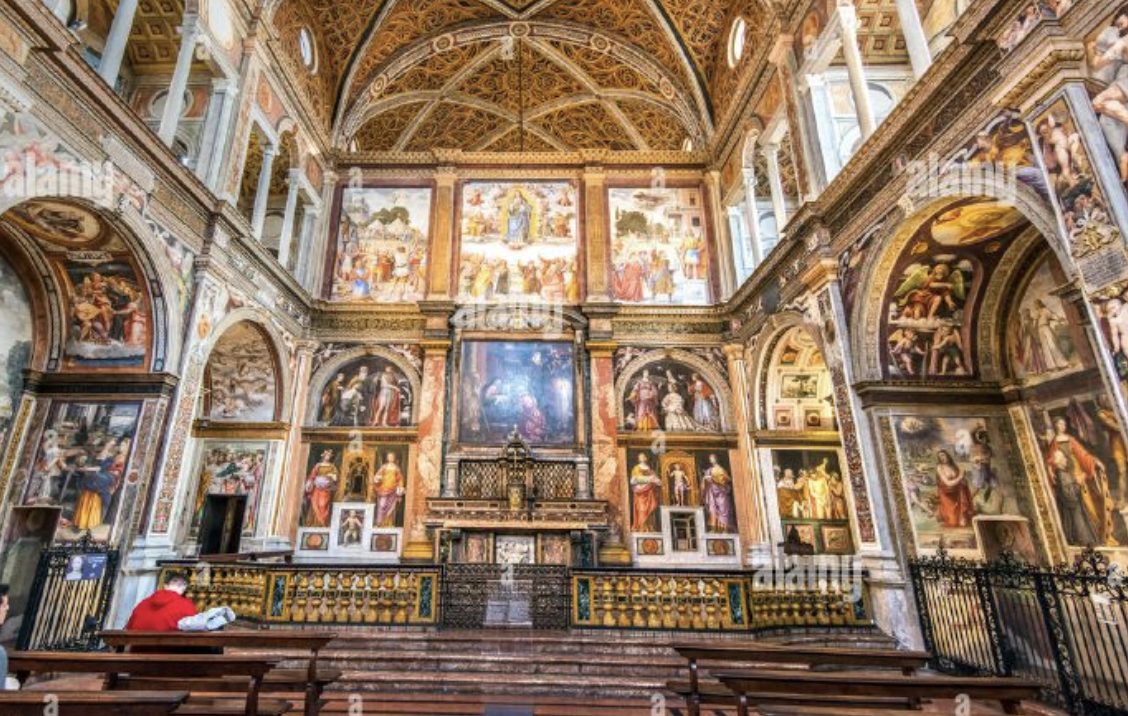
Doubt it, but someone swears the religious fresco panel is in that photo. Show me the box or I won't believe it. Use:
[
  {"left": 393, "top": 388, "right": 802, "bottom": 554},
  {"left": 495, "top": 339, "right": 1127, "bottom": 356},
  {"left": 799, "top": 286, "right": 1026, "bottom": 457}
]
[
  {"left": 0, "top": 253, "right": 32, "bottom": 458},
  {"left": 770, "top": 449, "right": 854, "bottom": 555},
  {"left": 891, "top": 414, "right": 1031, "bottom": 554},
  {"left": 314, "top": 355, "right": 413, "bottom": 428},
  {"left": 330, "top": 187, "right": 431, "bottom": 303},
  {"left": 1031, "top": 98, "right": 1124, "bottom": 280},
  {"left": 204, "top": 323, "right": 278, "bottom": 422},
  {"left": 1086, "top": 7, "right": 1128, "bottom": 194},
  {"left": 764, "top": 328, "right": 835, "bottom": 431},
  {"left": 190, "top": 441, "right": 271, "bottom": 537},
  {"left": 21, "top": 401, "right": 142, "bottom": 543},
  {"left": 1007, "top": 255, "right": 1089, "bottom": 385},
  {"left": 298, "top": 442, "right": 408, "bottom": 557},
  {"left": 626, "top": 448, "right": 738, "bottom": 536},
  {"left": 883, "top": 199, "right": 1028, "bottom": 379},
  {"left": 457, "top": 181, "right": 580, "bottom": 303},
  {"left": 1025, "top": 395, "right": 1128, "bottom": 548},
  {"left": 458, "top": 341, "right": 575, "bottom": 446},
  {"left": 620, "top": 358, "right": 723, "bottom": 433},
  {"left": 608, "top": 186, "right": 712, "bottom": 305}
]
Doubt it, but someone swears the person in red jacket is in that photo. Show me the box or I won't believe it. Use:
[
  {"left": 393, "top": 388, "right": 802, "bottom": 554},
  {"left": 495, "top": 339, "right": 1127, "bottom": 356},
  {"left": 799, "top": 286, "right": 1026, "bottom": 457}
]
[{"left": 125, "top": 574, "right": 197, "bottom": 631}]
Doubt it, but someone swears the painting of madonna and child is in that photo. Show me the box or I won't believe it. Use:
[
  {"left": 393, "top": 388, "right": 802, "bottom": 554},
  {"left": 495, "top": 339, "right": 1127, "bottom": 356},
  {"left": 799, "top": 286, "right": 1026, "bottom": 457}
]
[
  {"left": 892, "top": 415, "right": 1030, "bottom": 555},
  {"left": 331, "top": 187, "right": 431, "bottom": 303},
  {"left": 459, "top": 341, "right": 576, "bottom": 446},
  {"left": 609, "top": 187, "right": 713, "bottom": 305},
  {"left": 628, "top": 448, "right": 738, "bottom": 535},
  {"left": 458, "top": 181, "right": 580, "bottom": 303},
  {"left": 314, "top": 356, "right": 413, "bottom": 428}
]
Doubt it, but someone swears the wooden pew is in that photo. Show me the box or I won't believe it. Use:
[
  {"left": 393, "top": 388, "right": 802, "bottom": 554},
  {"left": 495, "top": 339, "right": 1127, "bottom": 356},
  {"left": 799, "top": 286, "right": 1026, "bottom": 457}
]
[
  {"left": 0, "top": 691, "right": 188, "bottom": 716},
  {"left": 100, "top": 630, "right": 339, "bottom": 716},
  {"left": 712, "top": 670, "right": 1042, "bottom": 716},
  {"left": 669, "top": 642, "right": 931, "bottom": 716},
  {"left": 9, "top": 651, "right": 288, "bottom": 716},
  {"left": 666, "top": 679, "right": 916, "bottom": 715}
]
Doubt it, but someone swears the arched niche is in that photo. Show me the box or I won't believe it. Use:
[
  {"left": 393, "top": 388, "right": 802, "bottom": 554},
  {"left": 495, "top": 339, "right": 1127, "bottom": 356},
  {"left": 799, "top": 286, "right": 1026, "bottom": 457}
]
[
  {"left": 0, "top": 198, "right": 174, "bottom": 374},
  {"left": 850, "top": 179, "right": 1065, "bottom": 383},
  {"left": 614, "top": 349, "right": 734, "bottom": 434},
  {"left": 202, "top": 321, "right": 283, "bottom": 423},
  {"left": 750, "top": 322, "right": 857, "bottom": 556},
  {"left": 306, "top": 346, "right": 422, "bottom": 428}
]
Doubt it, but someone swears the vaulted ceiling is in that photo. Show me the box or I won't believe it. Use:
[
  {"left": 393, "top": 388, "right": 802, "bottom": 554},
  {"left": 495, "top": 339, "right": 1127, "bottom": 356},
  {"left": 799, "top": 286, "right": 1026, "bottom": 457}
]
[{"left": 269, "top": 0, "right": 779, "bottom": 153}]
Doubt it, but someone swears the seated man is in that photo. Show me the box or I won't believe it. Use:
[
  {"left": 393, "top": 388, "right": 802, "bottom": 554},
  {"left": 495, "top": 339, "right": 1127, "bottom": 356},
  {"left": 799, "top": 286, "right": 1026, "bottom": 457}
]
[{"left": 125, "top": 574, "right": 198, "bottom": 631}]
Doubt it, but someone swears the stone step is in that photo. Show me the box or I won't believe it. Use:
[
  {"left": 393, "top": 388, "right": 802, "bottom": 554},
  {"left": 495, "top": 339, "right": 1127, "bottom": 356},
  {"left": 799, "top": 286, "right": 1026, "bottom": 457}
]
[
  {"left": 331, "top": 668, "right": 668, "bottom": 699},
  {"left": 302, "top": 692, "right": 686, "bottom": 716}
]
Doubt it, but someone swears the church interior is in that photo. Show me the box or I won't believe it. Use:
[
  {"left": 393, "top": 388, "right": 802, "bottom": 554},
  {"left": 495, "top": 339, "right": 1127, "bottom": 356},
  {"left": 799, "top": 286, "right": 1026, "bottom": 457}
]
[{"left": 0, "top": 0, "right": 1127, "bottom": 713}]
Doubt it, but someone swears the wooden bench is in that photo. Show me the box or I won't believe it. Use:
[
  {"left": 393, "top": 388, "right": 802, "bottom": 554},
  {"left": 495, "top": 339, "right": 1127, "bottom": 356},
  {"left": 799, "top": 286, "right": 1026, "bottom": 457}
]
[
  {"left": 667, "top": 679, "right": 915, "bottom": 714},
  {"left": 9, "top": 651, "right": 288, "bottom": 716},
  {"left": 100, "top": 630, "right": 339, "bottom": 716},
  {"left": 757, "top": 707, "right": 927, "bottom": 716},
  {"left": 712, "top": 670, "right": 1043, "bottom": 716},
  {"left": 0, "top": 690, "right": 188, "bottom": 716},
  {"left": 669, "top": 642, "right": 931, "bottom": 716}
]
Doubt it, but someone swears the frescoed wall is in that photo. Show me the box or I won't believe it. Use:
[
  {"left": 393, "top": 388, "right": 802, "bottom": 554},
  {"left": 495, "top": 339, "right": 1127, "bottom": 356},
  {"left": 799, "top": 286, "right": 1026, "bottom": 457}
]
[
  {"left": 769, "top": 449, "right": 853, "bottom": 554},
  {"left": 883, "top": 200, "right": 1028, "bottom": 379},
  {"left": 330, "top": 187, "right": 431, "bottom": 303},
  {"left": 890, "top": 414, "right": 1030, "bottom": 554},
  {"left": 190, "top": 441, "right": 271, "bottom": 536},
  {"left": 313, "top": 355, "right": 413, "bottom": 428},
  {"left": 296, "top": 441, "right": 408, "bottom": 559},
  {"left": 619, "top": 358, "right": 724, "bottom": 433},
  {"left": 203, "top": 323, "right": 279, "bottom": 423},
  {"left": 0, "top": 253, "right": 32, "bottom": 457},
  {"left": 458, "top": 181, "right": 580, "bottom": 303},
  {"left": 1086, "top": 7, "right": 1128, "bottom": 193},
  {"left": 21, "top": 401, "right": 142, "bottom": 543},
  {"left": 762, "top": 327, "right": 834, "bottom": 431},
  {"left": 609, "top": 187, "right": 712, "bottom": 305},
  {"left": 1007, "top": 256, "right": 1087, "bottom": 385}
]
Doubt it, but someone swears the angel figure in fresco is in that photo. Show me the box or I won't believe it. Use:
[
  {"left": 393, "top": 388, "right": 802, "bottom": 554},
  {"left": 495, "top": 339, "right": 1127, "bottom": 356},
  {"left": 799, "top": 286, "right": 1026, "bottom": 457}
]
[
  {"left": 303, "top": 450, "right": 338, "bottom": 528},
  {"left": 630, "top": 452, "right": 662, "bottom": 532},
  {"left": 627, "top": 369, "right": 661, "bottom": 431},
  {"left": 689, "top": 373, "right": 720, "bottom": 431},
  {"left": 372, "top": 366, "right": 403, "bottom": 427},
  {"left": 892, "top": 262, "right": 967, "bottom": 320},
  {"left": 935, "top": 449, "right": 974, "bottom": 529},
  {"left": 369, "top": 451, "right": 405, "bottom": 528},
  {"left": 701, "top": 454, "right": 736, "bottom": 533},
  {"left": 661, "top": 371, "right": 701, "bottom": 432},
  {"left": 888, "top": 328, "right": 928, "bottom": 376},
  {"left": 930, "top": 325, "right": 967, "bottom": 376}
]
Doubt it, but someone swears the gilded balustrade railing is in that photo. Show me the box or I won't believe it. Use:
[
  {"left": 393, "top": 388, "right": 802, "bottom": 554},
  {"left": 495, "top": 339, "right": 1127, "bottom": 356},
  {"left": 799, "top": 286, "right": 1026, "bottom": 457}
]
[
  {"left": 158, "top": 562, "right": 871, "bottom": 632},
  {"left": 159, "top": 563, "right": 440, "bottom": 626}
]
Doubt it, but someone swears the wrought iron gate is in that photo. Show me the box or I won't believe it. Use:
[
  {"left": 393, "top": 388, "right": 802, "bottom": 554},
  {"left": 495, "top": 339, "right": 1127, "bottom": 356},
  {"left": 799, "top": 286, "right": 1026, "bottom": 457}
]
[
  {"left": 17, "top": 538, "right": 119, "bottom": 651},
  {"left": 441, "top": 564, "right": 570, "bottom": 630}
]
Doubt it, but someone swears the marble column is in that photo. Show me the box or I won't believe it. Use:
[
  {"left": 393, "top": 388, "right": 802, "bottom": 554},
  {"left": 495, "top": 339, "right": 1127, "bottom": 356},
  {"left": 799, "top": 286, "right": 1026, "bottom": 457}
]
[
  {"left": 838, "top": 4, "right": 876, "bottom": 139},
  {"left": 804, "top": 73, "right": 843, "bottom": 180},
  {"left": 294, "top": 206, "right": 319, "bottom": 286},
  {"left": 98, "top": 0, "right": 139, "bottom": 88},
  {"left": 250, "top": 143, "right": 277, "bottom": 240},
  {"left": 741, "top": 167, "right": 764, "bottom": 267},
  {"left": 724, "top": 344, "right": 769, "bottom": 563},
  {"left": 894, "top": 0, "right": 932, "bottom": 79},
  {"left": 763, "top": 145, "right": 789, "bottom": 234},
  {"left": 583, "top": 167, "right": 609, "bottom": 301},
  {"left": 199, "top": 78, "right": 237, "bottom": 188},
  {"left": 705, "top": 170, "right": 736, "bottom": 299},
  {"left": 277, "top": 169, "right": 302, "bottom": 268},
  {"left": 428, "top": 168, "right": 458, "bottom": 299},
  {"left": 158, "top": 23, "right": 201, "bottom": 146},
  {"left": 770, "top": 35, "right": 819, "bottom": 200},
  {"left": 588, "top": 341, "right": 630, "bottom": 564}
]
